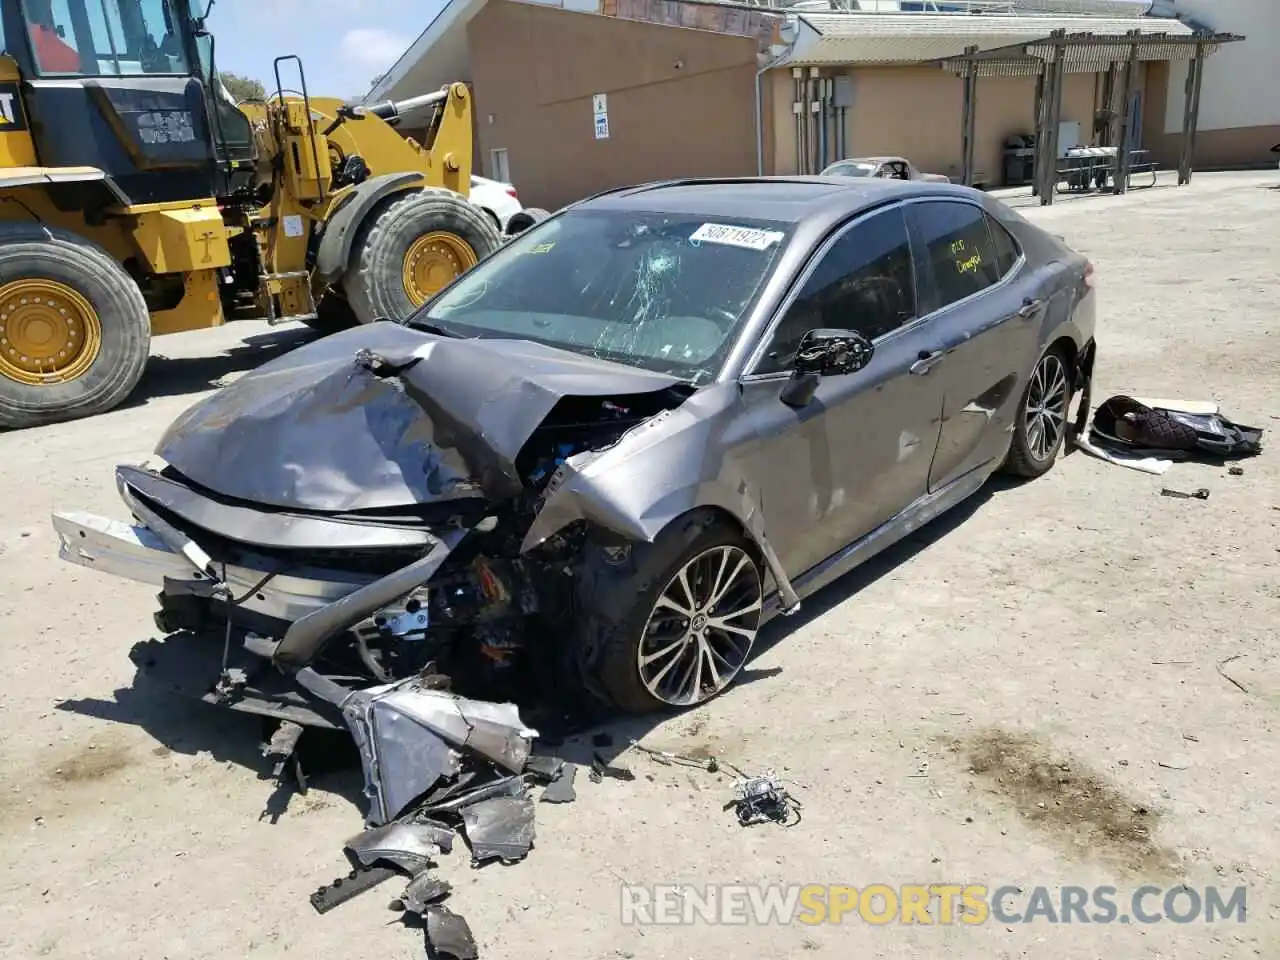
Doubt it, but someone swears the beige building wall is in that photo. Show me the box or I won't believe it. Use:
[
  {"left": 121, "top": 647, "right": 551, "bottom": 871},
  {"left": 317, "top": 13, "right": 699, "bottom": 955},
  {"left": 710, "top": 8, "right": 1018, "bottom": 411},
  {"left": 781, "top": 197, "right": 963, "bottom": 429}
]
[{"left": 468, "top": 0, "right": 761, "bottom": 211}]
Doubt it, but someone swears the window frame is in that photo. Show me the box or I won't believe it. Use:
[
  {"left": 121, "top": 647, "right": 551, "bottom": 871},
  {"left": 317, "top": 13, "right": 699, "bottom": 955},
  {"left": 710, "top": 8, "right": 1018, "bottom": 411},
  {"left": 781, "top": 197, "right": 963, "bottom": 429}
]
[
  {"left": 984, "top": 211, "right": 1024, "bottom": 278},
  {"left": 906, "top": 198, "right": 1026, "bottom": 319},
  {"left": 741, "top": 196, "right": 1027, "bottom": 380},
  {"left": 742, "top": 200, "right": 922, "bottom": 380}
]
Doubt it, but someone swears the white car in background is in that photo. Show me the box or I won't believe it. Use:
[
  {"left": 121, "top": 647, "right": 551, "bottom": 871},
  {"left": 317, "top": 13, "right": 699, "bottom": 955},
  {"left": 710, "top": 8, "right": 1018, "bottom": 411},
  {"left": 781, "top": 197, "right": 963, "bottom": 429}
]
[{"left": 469, "top": 175, "right": 524, "bottom": 232}]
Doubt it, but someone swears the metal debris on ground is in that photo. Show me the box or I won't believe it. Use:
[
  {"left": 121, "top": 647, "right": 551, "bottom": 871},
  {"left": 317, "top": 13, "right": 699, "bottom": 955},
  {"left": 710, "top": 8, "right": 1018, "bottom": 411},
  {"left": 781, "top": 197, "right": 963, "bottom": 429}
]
[
  {"left": 627, "top": 740, "right": 724, "bottom": 774},
  {"left": 345, "top": 820, "right": 453, "bottom": 875},
  {"left": 540, "top": 762, "right": 578, "bottom": 804},
  {"left": 1160, "top": 487, "right": 1210, "bottom": 500},
  {"left": 589, "top": 752, "right": 636, "bottom": 782},
  {"left": 725, "top": 771, "right": 802, "bottom": 827},
  {"left": 261, "top": 719, "right": 307, "bottom": 794},
  {"left": 424, "top": 904, "right": 479, "bottom": 960},
  {"left": 310, "top": 864, "right": 400, "bottom": 914},
  {"left": 393, "top": 873, "right": 453, "bottom": 915},
  {"left": 460, "top": 793, "right": 537, "bottom": 865},
  {"left": 310, "top": 693, "right": 583, "bottom": 954}
]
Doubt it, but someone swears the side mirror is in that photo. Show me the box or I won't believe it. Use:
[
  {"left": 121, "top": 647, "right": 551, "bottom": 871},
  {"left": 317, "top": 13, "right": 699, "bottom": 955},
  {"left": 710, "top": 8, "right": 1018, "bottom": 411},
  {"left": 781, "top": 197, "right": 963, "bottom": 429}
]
[
  {"left": 794, "top": 328, "right": 873, "bottom": 376},
  {"left": 781, "top": 328, "right": 873, "bottom": 408}
]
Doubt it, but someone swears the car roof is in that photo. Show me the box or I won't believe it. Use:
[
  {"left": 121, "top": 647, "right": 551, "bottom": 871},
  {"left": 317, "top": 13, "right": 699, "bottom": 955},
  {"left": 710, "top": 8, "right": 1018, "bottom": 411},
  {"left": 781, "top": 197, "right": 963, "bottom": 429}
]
[{"left": 576, "top": 176, "right": 978, "bottom": 227}]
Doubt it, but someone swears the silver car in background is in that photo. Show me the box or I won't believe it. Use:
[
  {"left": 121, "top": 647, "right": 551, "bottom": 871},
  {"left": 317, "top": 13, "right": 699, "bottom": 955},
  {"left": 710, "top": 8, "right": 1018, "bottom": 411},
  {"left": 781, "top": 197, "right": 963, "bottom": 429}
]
[{"left": 52, "top": 176, "right": 1096, "bottom": 726}]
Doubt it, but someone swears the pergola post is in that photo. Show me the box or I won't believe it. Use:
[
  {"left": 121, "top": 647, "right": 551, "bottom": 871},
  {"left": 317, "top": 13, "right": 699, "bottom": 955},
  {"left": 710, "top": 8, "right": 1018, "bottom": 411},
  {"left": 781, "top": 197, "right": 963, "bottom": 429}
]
[
  {"left": 960, "top": 45, "right": 978, "bottom": 187},
  {"left": 1113, "top": 29, "right": 1141, "bottom": 195},
  {"left": 1178, "top": 37, "right": 1207, "bottom": 185},
  {"left": 1036, "top": 30, "right": 1067, "bottom": 207},
  {"left": 1098, "top": 62, "right": 1118, "bottom": 148},
  {"left": 1031, "top": 67, "right": 1045, "bottom": 196}
]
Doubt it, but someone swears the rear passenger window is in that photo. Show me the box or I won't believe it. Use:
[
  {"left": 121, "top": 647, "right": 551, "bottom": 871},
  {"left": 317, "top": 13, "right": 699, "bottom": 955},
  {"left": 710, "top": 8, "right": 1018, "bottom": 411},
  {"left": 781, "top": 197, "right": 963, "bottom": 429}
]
[
  {"left": 986, "top": 215, "right": 1022, "bottom": 275},
  {"left": 907, "top": 201, "right": 1003, "bottom": 310}
]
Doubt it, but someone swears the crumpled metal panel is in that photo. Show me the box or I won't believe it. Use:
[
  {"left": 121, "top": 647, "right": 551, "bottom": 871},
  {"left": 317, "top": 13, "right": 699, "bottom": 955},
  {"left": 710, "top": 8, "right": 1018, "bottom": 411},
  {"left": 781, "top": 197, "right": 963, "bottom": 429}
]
[
  {"left": 460, "top": 793, "right": 537, "bottom": 864},
  {"left": 344, "top": 821, "right": 455, "bottom": 875},
  {"left": 154, "top": 321, "right": 682, "bottom": 513},
  {"left": 342, "top": 676, "right": 538, "bottom": 826},
  {"left": 520, "top": 381, "right": 800, "bottom": 609}
]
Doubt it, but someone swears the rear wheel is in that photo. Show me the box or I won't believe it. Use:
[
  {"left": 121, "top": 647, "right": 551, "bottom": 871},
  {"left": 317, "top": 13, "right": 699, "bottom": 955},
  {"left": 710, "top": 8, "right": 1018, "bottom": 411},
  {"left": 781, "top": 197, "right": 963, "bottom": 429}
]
[
  {"left": 344, "top": 188, "right": 501, "bottom": 324},
  {"left": 0, "top": 224, "right": 150, "bottom": 430},
  {"left": 1002, "top": 344, "right": 1073, "bottom": 478}
]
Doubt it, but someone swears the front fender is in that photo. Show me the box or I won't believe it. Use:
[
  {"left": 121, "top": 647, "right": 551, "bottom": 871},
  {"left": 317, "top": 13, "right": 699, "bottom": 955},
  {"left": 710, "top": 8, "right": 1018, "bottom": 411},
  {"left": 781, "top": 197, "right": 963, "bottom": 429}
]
[
  {"left": 313, "top": 172, "right": 426, "bottom": 284},
  {"left": 520, "top": 382, "right": 800, "bottom": 611}
]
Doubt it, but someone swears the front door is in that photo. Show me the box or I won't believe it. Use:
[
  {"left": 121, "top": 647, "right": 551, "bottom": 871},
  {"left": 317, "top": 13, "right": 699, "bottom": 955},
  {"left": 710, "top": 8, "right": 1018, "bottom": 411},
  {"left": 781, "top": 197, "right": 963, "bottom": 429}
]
[
  {"left": 739, "top": 204, "right": 946, "bottom": 579},
  {"left": 904, "top": 200, "right": 1043, "bottom": 491}
]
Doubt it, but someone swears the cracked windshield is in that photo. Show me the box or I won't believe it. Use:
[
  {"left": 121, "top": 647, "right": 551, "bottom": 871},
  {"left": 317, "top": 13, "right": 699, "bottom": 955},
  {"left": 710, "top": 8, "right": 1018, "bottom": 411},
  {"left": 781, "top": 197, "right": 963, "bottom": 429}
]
[{"left": 415, "top": 210, "right": 792, "bottom": 381}]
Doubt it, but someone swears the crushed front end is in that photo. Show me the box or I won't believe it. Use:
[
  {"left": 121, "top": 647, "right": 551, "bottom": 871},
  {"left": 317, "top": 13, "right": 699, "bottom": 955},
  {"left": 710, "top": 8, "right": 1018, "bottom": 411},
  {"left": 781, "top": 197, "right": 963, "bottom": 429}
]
[{"left": 50, "top": 324, "right": 701, "bottom": 821}]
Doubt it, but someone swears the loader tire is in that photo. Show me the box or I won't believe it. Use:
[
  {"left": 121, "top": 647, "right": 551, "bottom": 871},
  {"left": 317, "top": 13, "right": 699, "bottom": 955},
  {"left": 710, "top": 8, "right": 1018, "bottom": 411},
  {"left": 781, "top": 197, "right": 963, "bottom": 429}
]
[
  {"left": 344, "top": 188, "right": 501, "bottom": 324},
  {"left": 0, "top": 224, "right": 150, "bottom": 430}
]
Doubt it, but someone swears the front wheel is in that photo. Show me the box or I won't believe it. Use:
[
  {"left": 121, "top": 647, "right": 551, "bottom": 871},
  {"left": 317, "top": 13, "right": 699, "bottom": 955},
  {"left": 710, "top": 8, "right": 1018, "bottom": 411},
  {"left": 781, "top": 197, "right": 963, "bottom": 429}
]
[
  {"left": 343, "top": 188, "right": 502, "bottom": 324},
  {"left": 576, "top": 517, "right": 764, "bottom": 714},
  {"left": 1002, "top": 344, "right": 1073, "bottom": 478}
]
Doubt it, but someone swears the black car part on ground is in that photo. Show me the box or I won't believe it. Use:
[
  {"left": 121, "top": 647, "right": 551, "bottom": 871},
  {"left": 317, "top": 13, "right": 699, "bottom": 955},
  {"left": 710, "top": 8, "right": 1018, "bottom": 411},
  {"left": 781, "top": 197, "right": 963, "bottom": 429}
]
[{"left": 1090, "top": 395, "right": 1263, "bottom": 459}]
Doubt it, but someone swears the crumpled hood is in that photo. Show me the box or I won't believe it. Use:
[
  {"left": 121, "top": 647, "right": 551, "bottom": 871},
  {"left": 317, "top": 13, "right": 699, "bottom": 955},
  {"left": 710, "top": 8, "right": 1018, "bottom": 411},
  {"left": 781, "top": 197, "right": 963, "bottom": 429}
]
[{"left": 155, "top": 321, "right": 683, "bottom": 513}]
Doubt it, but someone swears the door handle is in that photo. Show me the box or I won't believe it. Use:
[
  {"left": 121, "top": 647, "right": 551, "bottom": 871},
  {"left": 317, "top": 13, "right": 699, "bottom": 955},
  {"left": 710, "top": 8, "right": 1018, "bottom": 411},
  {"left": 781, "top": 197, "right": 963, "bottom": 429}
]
[
  {"left": 909, "top": 349, "right": 944, "bottom": 376},
  {"left": 1017, "top": 297, "right": 1044, "bottom": 318}
]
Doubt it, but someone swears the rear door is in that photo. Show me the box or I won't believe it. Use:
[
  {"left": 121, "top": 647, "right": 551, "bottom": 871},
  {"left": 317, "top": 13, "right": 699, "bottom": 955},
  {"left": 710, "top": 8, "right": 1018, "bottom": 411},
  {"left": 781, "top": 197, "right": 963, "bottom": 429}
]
[
  {"left": 904, "top": 199, "right": 1043, "bottom": 491},
  {"left": 738, "top": 204, "right": 946, "bottom": 578}
]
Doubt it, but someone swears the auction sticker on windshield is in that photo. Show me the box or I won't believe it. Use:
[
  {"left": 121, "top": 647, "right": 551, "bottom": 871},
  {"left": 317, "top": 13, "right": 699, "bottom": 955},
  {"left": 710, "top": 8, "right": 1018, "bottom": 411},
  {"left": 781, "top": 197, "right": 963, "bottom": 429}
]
[{"left": 690, "top": 223, "right": 785, "bottom": 251}]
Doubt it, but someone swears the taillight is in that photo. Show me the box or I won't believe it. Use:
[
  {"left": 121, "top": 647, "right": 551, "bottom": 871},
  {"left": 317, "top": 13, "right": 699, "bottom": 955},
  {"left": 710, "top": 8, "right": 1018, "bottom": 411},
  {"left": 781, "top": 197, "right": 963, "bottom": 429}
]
[
  {"left": 1083, "top": 260, "right": 1095, "bottom": 289},
  {"left": 505, "top": 186, "right": 519, "bottom": 199}
]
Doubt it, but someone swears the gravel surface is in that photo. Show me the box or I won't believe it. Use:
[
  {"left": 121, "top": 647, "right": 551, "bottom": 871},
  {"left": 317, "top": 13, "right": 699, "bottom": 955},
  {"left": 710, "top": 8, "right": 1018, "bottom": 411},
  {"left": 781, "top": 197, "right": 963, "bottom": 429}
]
[{"left": 1, "top": 170, "right": 1276, "bottom": 959}]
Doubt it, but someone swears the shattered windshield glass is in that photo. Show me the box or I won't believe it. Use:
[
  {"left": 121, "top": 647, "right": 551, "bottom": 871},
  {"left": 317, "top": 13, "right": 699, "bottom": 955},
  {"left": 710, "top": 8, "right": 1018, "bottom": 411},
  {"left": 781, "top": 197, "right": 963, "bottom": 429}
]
[{"left": 411, "top": 209, "right": 793, "bottom": 381}]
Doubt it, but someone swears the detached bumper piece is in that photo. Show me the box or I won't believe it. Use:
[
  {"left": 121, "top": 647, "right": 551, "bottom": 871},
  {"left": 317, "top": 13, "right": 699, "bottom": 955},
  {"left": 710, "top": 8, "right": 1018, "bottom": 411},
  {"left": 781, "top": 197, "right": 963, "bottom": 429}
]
[{"left": 302, "top": 672, "right": 580, "bottom": 958}]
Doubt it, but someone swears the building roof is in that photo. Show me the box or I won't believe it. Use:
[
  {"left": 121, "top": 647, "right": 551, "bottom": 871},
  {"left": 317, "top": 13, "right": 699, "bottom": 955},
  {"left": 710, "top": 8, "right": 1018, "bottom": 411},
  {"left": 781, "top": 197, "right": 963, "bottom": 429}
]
[
  {"left": 360, "top": 0, "right": 1195, "bottom": 104},
  {"left": 788, "top": 12, "right": 1194, "bottom": 64}
]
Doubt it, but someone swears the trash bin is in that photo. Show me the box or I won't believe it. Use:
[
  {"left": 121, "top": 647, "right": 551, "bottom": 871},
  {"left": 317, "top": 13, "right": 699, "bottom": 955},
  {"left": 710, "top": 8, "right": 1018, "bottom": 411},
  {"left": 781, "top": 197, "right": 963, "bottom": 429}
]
[{"left": 1002, "top": 134, "right": 1036, "bottom": 187}]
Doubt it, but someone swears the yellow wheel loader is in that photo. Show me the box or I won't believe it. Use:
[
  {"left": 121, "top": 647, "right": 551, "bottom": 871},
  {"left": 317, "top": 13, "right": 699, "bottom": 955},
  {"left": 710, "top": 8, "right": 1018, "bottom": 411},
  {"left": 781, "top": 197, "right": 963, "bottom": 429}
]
[{"left": 0, "top": 0, "right": 502, "bottom": 430}]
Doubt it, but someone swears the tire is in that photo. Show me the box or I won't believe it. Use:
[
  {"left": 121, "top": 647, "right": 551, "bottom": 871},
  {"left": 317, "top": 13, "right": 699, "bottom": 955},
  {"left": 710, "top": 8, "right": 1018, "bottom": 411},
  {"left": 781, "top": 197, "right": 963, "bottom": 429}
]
[
  {"left": 571, "top": 512, "right": 765, "bottom": 715},
  {"left": 303, "top": 289, "right": 359, "bottom": 336},
  {"left": 1002, "top": 343, "right": 1074, "bottom": 479},
  {"left": 505, "top": 207, "right": 550, "bottom": 237},
  {"left": 0, "top": 223, "right": 150, "bottom": 430},
  {"left": 343, "top": 188, "right": 501, "bottom": 325}
]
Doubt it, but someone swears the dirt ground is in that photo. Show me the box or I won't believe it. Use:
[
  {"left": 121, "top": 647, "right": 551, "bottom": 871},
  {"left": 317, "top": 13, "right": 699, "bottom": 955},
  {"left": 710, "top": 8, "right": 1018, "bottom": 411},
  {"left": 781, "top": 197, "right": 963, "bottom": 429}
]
[{"left": 1, "top": 171, "right": 1277, "bottom": 960}]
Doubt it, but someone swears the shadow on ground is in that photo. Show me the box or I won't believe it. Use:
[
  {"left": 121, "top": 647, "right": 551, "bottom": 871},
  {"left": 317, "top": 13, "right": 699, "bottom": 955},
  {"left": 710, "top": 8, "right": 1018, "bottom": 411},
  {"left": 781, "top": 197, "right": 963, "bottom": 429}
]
[{"left": 122, "top": 325, "right": 318, "bottom": 411}]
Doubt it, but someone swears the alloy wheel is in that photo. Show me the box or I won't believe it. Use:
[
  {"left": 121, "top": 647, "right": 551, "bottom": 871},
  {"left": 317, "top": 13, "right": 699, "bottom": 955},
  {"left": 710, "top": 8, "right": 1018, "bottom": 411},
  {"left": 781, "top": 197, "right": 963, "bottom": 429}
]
[
  {"left": 636, "top": 544, "right": 763, "bottom": 706},
  {"left": 1024, "top": 352, "right": 1069, "bottom": 462}
]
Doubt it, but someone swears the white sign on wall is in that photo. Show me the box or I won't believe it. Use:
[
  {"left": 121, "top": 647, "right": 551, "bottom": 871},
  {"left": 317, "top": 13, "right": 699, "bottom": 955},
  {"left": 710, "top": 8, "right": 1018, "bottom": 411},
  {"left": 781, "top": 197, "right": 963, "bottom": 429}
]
[{"left": 592, "top": 93, "right": 609, "bottom": 140}]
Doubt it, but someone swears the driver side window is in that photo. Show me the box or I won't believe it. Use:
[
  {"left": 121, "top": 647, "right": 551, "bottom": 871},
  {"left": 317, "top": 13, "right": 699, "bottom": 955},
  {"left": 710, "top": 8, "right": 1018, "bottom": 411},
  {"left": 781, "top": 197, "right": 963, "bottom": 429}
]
[{"left": 753, "top": 206, "right": 918, "bottom": 376}]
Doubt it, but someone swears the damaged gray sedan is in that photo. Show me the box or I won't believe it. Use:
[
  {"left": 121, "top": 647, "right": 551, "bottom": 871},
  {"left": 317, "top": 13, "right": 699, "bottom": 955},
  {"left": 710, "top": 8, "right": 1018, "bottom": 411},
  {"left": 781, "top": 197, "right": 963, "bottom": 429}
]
[{"left": 52, "top": 176, "right": 1097, "bottom": 731}]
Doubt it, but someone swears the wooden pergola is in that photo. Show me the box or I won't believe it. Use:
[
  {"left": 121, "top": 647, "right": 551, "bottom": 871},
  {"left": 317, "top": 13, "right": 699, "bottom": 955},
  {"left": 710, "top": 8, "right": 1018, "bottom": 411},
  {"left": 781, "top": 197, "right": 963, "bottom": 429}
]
[{"left": 934, "top": 28, "right": 1245, "bottom": 205}]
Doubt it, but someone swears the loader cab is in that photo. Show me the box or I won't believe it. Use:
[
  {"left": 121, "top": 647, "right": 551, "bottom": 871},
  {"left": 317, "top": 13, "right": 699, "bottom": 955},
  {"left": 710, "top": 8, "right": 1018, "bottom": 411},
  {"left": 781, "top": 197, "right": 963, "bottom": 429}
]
[{"left": 0, "top": 0, "right": 255, "bottom": 204}]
